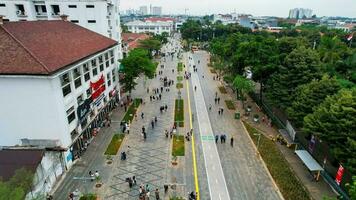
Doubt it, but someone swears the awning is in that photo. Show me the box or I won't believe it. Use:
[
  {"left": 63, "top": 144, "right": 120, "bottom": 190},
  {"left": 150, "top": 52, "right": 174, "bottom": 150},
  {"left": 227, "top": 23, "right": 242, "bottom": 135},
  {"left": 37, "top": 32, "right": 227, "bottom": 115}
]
[{"left": 295, "top": 150, "right": 323, "bottom": 171}]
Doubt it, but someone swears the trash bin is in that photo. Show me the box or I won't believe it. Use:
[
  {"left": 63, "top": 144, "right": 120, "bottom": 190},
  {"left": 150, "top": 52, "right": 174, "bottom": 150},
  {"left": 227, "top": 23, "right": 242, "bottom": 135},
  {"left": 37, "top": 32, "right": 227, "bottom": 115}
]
[{"left": 235, "top": 112, "right": 240, "bottom": 119}]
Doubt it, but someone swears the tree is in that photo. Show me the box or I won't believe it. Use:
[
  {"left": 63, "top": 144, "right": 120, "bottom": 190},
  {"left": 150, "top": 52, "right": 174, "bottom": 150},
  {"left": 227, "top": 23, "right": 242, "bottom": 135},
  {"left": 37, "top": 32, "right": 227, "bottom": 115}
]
[
  {"left": 120, "top": 48, "right": 156, "bottom": 93},
  {"left": 287, "top": 75, "right": 341, "bottom": 127},
  {"left": 233, "top": 75, "right": 255, "bottom": 108},
  {"left": 266, "top": 46, "right": 322, "bottom": 109},
  {"left": 180, "top": 19, "right": 202, "bottom": 40},
  {"left": 0, "top": 168, "right": 34, "bottom": 200},
  {"left": 347, "top": 176, "right": 356, "bottom": 199},
  {"left": 303, "top": 88, "right": 356, "bottom": 174},
  {"left": 139, "top": 38, "right": 162, "bottom": 58}
]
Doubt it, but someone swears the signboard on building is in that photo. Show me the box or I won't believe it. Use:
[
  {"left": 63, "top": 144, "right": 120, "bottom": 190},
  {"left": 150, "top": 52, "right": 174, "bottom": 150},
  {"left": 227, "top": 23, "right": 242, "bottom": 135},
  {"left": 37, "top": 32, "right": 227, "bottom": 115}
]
[
  {"left": 77, "top": 98, "right": 92, "bottom": 123},
  {"left": 90, "top": 74, "right": 105, "bottom": 100}
]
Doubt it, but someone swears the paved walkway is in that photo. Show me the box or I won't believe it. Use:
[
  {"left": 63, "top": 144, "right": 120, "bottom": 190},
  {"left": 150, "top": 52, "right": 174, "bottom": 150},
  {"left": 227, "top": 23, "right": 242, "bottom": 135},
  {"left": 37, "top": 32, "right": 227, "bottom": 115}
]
[
  {"left": 188, "top": 51, "right": 282, "bottom": 200},
  {"left": 188, "top": 55, "right": 230, "bottom": 200},
  {"left": 52, "top": 106, "right": 126, "bottom": 199}
]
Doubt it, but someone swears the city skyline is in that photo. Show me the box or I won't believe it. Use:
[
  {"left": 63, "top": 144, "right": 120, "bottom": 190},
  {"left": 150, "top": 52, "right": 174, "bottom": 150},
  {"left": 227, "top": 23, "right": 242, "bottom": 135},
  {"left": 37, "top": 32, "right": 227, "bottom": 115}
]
[{"left": 121, "top": 0, "right": 356, "bottom": 17}]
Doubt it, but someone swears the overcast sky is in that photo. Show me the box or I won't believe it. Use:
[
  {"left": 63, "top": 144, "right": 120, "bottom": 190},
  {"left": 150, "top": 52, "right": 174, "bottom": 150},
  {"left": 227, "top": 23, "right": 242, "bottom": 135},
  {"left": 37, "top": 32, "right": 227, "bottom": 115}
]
[{"left": 120, "top": 0, "right": 356, "bottom": 18}]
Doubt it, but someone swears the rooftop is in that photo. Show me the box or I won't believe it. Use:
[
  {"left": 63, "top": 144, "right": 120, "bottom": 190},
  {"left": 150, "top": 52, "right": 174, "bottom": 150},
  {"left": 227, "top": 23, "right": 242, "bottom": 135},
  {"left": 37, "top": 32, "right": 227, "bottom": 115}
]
[
  {"left": 0, "top": 20, "right": 117, "bottom": 75},
  {"left": 0, "top": 149, "right": 44, "bottom": 181}
]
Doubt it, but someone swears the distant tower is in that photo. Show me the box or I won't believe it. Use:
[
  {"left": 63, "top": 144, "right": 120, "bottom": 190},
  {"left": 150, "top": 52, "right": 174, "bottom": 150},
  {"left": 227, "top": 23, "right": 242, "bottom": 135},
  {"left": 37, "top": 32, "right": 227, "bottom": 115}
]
[{"left": 150, "top": 4, "right": 152, "bottom": 15}]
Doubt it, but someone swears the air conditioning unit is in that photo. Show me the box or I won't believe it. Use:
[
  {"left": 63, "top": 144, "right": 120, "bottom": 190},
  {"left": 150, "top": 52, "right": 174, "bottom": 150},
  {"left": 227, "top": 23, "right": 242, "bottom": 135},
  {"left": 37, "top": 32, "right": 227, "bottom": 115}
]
[{"left": 16, "top": 10, "right": 22, "bottom": 15}]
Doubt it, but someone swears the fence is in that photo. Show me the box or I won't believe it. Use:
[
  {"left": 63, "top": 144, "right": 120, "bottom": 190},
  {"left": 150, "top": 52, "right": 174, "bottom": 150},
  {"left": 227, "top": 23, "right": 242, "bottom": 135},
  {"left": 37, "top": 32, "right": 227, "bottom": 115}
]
[{"left": 249, "top": 92, "right": 352, "bottom": 199}]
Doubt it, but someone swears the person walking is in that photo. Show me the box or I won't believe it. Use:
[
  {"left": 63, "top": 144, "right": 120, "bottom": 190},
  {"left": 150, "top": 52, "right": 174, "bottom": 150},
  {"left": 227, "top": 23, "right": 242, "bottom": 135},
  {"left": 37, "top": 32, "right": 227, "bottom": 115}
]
[
  {"left": 214, "top": 98, "right": 217, "bottom": 104},
  {"left": 165, "top": 104, "right": 168, "bottom": 111},
  {"left": 217, "top": 97, "right": 220, "bottom": 104},
  {"left": 151, "top": 120, "right": 155, "bottom": 129},
  {"left": 209, "top": 104, "right": 212, "bottom": 111},
  {"left": 194, "top": 86, "right": 197, "bottom": 91},
  {"left": 215, "top": 135, "right": 219, "bottom": 143},
  {"left": 141, "top": 112, "right": 144, "bottom": 119},
  {"left": 155, "top": 188, "right": 160, "bottom": 200}
]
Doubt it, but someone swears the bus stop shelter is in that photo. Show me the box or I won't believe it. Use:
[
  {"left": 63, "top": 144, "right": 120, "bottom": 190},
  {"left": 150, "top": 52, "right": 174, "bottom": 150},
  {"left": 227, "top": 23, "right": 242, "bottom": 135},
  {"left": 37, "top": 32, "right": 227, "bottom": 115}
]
[{"left": 295, "top": 150, "right": 324, "bottom": 181}]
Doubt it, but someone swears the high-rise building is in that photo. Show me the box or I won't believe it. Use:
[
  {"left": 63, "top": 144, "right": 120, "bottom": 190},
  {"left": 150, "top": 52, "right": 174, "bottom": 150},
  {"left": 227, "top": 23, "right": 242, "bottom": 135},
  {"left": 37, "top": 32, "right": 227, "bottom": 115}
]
[
  {"left": 289, "top": 8, "right": 313, "bottom": 19},
  {"left": 152, "top": 6, "right": 162, "bottom": 16},
  {"left": 139, "top": 6, "right": 148, "bottom": 15},
  {"left": 0, "top": 0, "right": 122, "bottom": 59}
]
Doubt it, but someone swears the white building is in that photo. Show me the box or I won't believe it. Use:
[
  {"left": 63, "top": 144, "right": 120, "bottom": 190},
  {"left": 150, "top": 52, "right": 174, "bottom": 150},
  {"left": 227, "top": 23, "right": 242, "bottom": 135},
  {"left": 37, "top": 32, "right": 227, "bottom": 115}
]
[
  {"left": 139, "top": 5, "right": 147, "bottom": 15},
  {"left": 151, "top": 6, "right": 162, "bottom": 15},
  {"left": 0, "top": 0, "right": 122, "bottom": 58},
  {"left": 213, "top": 14, "right": 237, "bottom": 25},
  {"left": 289, "top": 8, "right": 313, "bottom": 19},
  {"left": 126, "top": 17, "right": 174, "bottom": 35},
  {"left": 0, "top": 19, "right": 120, "bottom": 169}
]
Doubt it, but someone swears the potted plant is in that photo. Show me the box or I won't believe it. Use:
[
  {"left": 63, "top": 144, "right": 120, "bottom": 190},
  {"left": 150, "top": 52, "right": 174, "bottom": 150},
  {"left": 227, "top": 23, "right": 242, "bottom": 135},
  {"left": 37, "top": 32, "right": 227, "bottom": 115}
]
[
  {"left": 106, "top": 155, "right": 113, "bottom": 165},
  {"left": 95, "top": 174, "right": 102, "bottom": 188},
  {"left": 253, "top": 114, "right": 259, "bottom": 122},
  {"left": 171, "top": 156, "right": 178, "bottom": 166},
  {"left": 246, "top": 105, "right": 252, "bottom": 112}
]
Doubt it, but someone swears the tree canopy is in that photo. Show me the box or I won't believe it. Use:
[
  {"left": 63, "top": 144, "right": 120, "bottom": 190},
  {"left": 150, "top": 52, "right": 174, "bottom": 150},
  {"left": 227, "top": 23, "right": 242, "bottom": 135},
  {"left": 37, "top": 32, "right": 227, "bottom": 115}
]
[
  {"left": 0, "top": 168, "right": 34, "bottom": 200},
  {"left": 303, "top": 88, "right": 356, "bottom": 174},
  {"left": 120, "top": 48, "right": 156, "bottom": 93}
]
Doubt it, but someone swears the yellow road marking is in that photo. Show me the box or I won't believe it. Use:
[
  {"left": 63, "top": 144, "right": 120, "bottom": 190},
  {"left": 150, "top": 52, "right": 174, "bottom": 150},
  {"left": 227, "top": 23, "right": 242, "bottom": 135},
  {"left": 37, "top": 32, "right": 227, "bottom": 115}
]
[{"left": 186, "top": 80, "right": 200, "bottom": 200}]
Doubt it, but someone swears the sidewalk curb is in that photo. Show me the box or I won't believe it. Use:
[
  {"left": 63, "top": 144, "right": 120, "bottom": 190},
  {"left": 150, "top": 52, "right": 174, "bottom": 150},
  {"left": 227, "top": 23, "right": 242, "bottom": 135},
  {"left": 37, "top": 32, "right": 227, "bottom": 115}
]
[{"left": 240, "top": 120, "right": 285, "bottom": 200}]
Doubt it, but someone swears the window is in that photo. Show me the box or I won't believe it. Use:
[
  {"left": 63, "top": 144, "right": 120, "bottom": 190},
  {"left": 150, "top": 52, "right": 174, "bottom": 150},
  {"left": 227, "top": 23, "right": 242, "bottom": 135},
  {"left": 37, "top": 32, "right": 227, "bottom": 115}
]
[
  {"left": 60, "top": 73, "right": 70, "bottom": 86},
  {"left": 110, "top": 50, "right": 114, "bottom": 57},
  {"left": 86, "top": 5, "right": 95, "bottom": 8},
  {"left": 110, "top": 57, "right": 114, "bottom": 64},
  {"left": 105, "top": 53, "right": 109, "bottom": 60},
  {"left": 112, "top": 70, "right": 116, "bottom": 82},
  {"left": 71, "top": 20, "right": 79, "bottom": 23},
  {"left": 107, "top": 73, "right": 111, "bottom": 87},
  {"left": 83, "top": 63, "right": 90, "bottom": 81},
  {"left": 51, "top": 5, "right": 60, "bottom": 15},
  {"left": 68, "top": 5, "right": 77, "bottom": 8},
  {"left": 98, "top": 55, "right": 103, "bottom": 63},
  {"left": 73, "top": 67, "right": 82, "bottom": 88},
  {"left": 92, "top": 67, "right": 98, "bottom": 76},
  {"left": 35, "top": 5, "right": 46, "bottom": 14},
  {"left": 62, "top": 85, "right": 71, "bottom": 97},
  {"left": 88, "top": 20, "right": 96, "bottom": 23},
  {"left": 77, "top": 94, "right": 83, "bottom": 105},
  {"left": 99, "top": 64, "right": 104, "bottom": 72},
  {"left": 16, "top": 4, "right": 25, "bottom": 15},
  {"left": 86, "top": 88, "right": 91, "bottom": 97},
  {"left": 61, "top": 73, "right": 71, "bottom": 97},
  {"left": 74, "top": 78, "right": 82, "bottom": 88},
  {"left": 105, "top": 61, "right": 109, "bottom": 68},
  {"left": 73, "top": 67, "right": 81, "bottom": 78},
  {"left": 66, "top": 106, "right": 76, "bottom": 124},
  {"left": 91, "top": 59, "right": 97, "bottom": 67},
  {"left": 0, "top": 4, "right": 5, "bottom": 7}
]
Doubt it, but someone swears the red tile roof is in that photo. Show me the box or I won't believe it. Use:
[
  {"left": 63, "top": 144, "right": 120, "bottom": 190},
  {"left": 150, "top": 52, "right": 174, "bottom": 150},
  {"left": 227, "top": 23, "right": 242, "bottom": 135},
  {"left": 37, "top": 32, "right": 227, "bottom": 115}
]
[
  {"left": 144, "top": 17, "right": 174, "bottom": 22},
  {"left": 0, "top": 149, "right": 44, "bottom": 181},
  {"left": 122, "top": 33, "right": 150, "bottom": 50},
  {"left": 0, "top": 20, "right": 117, "bottom": 75}
]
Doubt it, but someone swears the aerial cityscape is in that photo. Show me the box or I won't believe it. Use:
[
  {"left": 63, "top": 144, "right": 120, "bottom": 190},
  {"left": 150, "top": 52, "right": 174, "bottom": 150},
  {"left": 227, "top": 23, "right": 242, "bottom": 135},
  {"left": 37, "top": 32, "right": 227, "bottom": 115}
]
[{"left": 0, "top": 0, "right": 355, "bottom": 200}]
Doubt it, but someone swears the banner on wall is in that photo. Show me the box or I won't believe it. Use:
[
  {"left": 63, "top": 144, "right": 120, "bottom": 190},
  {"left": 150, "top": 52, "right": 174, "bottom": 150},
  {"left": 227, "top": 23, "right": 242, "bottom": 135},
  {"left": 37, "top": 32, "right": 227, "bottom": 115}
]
[
  {"left": 335, "top": 164, "right": 344, "bottom": 185},
  {"left": 90, "top": 74, "right": 105, "bottom": 100}
]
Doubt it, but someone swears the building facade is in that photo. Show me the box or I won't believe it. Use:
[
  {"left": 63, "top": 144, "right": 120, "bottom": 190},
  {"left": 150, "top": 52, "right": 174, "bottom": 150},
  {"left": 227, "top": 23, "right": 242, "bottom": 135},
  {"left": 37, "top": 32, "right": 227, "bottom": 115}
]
[
  {"left": 126, "top": 17, "right": 174, "bottom": 35},
  {"left": 289, "top": 8, "right": 313, "bottom": 19},
  {"left": 139, "top": 5, "right": 147, "bottom": 15},
  {"left": 0, "top": 0, "right": 122, "bottom": 58},
  {"left": 151, "top": 6, "right": 161, "bottom": 15},
  {"left": 0, "top": 20, "right": 120, "bottom": 168}
]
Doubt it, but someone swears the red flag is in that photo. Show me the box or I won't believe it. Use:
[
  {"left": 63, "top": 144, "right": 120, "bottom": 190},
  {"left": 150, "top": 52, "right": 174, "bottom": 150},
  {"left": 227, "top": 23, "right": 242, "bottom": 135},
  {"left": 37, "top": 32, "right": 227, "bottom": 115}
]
[
  {"left": 347, "top": 33, "right": 353, "bottom": 41},
  {"left": 335, "top": 164, "right": 344, "bottom": 185}
]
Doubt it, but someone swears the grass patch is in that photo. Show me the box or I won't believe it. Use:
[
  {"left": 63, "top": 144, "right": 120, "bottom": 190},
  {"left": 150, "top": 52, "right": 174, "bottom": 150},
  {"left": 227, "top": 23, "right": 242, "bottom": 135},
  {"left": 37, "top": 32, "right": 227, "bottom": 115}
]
[
  {"left": 177, "top": 75, "right": 183, "bottom": 82},
  {"left": 176, "top": 83, "right": 183, "bottom": 89},
  {"left": 104, "top": 134, "right": 125, "bottom": 155},
  {"left": 177, "top": 62, "right": 183, "bottom": 72},
  {"left": 243, "top": 122, "right": 311, "bottom": 200},
  {"left": 210, "top": 68, "right": 216, "bottom": 73},
  {"left": 225, "top": 100, "right": 236, "bottom": 110},
  {"left": 218, "top": 86, "right": 227, "bottom": 94},
  {"left": 122, "top": 98, "right": 142, "bottom": 123},
  {"left": 174, "top": 99, "right": 184, "bottom": 127},
  {"left": 172, "top": 135, "right": 185, "bottom": 156}
]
